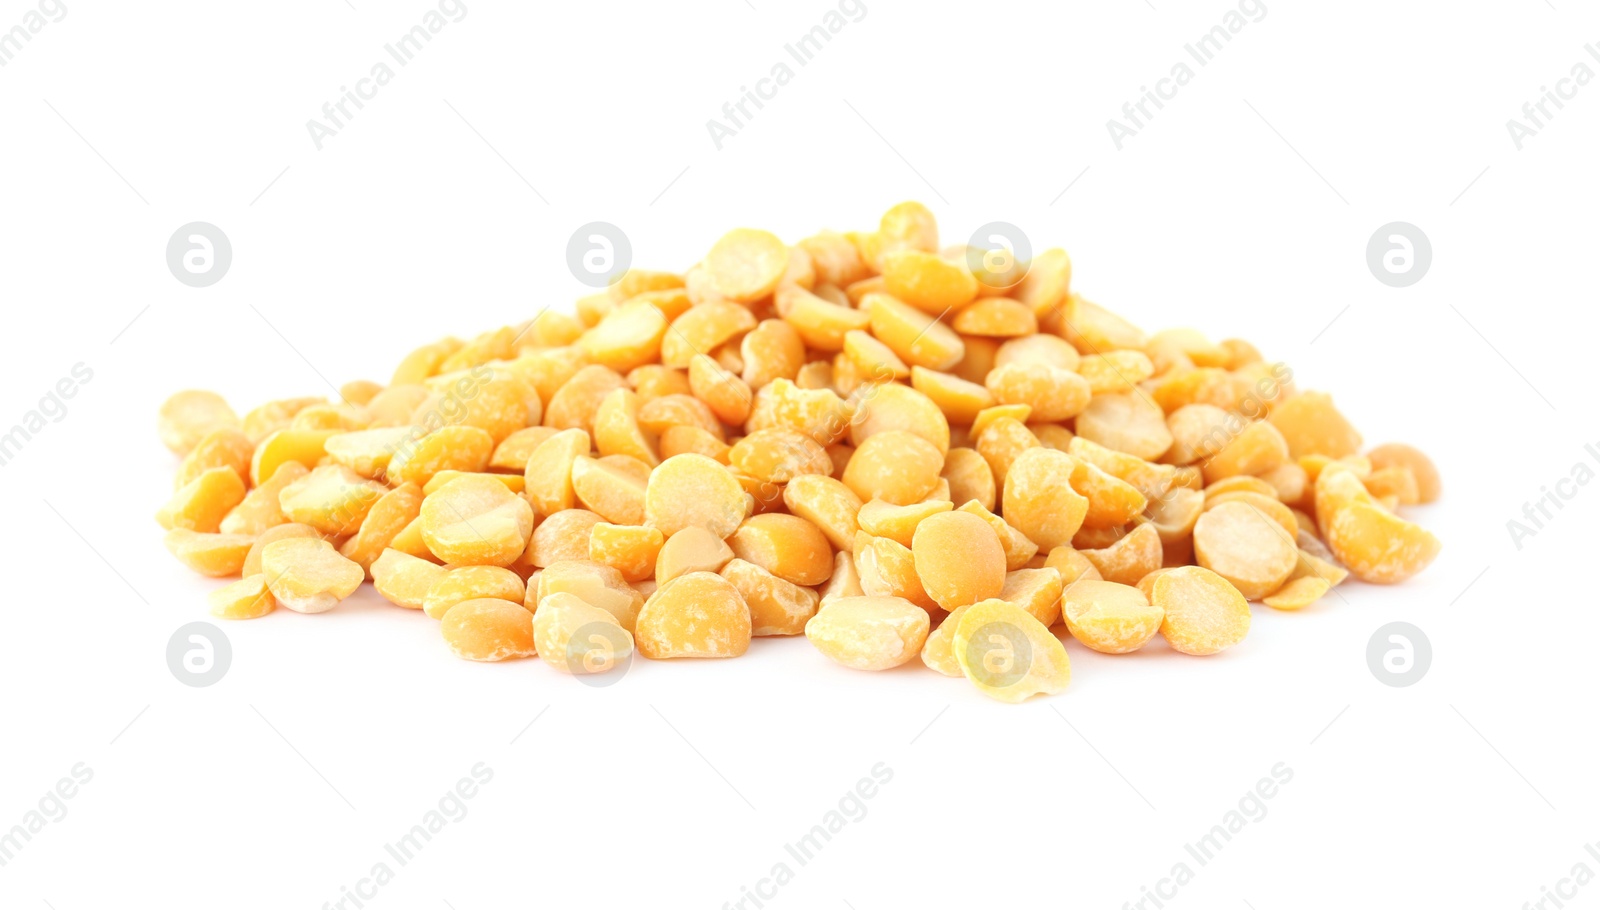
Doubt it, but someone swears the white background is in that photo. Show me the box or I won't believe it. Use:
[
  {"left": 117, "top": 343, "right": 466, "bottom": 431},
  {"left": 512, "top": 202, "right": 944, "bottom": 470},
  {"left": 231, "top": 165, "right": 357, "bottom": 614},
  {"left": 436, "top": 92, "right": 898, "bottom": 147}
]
[{"left": 1, "top": 0, "right": 1596, "bottom": 908}]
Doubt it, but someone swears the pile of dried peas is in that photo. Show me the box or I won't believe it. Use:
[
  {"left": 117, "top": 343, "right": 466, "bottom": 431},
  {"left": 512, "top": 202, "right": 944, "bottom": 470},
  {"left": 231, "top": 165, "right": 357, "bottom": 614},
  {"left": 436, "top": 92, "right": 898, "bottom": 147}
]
[{"left": 155, "top": 202, "right": 1442, "bottom": 702}]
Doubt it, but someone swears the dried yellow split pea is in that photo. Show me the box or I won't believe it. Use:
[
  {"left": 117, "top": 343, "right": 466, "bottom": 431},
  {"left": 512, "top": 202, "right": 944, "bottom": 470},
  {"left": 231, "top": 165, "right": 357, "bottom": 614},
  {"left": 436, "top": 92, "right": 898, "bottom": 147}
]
[
  {"left": 260, "top": 538, "right": 364, "bottom": 614},
  {"left": 1365, "top": 442, "right": 1441, "bottom": 503},
  {"left": 911, "top": 511, "right": 1005, "bottom": 611},
  {"left": 156, "top": 466, "right": 246, "bottom": 534},
  {"left": 805, "top": 596, "right": 930, "bottom": 671},
  {"left": 159, "top": 390, "right": 239, "bottom": 455},
  {"left": 842, "top": 430, "right": 943, "bottom": 506},
  {"left": 371, "top": 548, "right": 446, "bottom": 610},
  {"left": 536, "top": 559, "right": 644, "bottom": 632},
  {"left": 208, "top": 574, "right": 276, "bottom": 620},
  {"left": 1192, "top": 501, "right": 1297, "bottom": 600},
  {"left": 728, "top": 513, "right": 833, "bottom": 586},
  {"left": 999, "top": 568, "right": 1064, "bottom": 628},
  {"left": 721, "top": 558, "right": 819, "bottom": 636},
  {"left": 951, "top": 600, "right": 1070, "bottom": 702},
  {"left": 440, "top": 598, "right": 537, "bottom": 661},
  {"left": 164, "top": 529, "right": 254, "bottom": 577},
  {"left": 1262, "top": 576, "right": 1331, "bottom": 611},
  {"left": 220, "top": 461, "right": 308, "bottom": 536},
  {"left": 1151, "top": 566, "right": 1251, "bottom": 656},
  {"left": 644, "top": 453, "right": 747, "bottom": 539},
  {"left": 278, "top": 465, "right": 388, "bottom": 536},
  {"left": 1060, "top": 580, "right": 1163, "bottom": 654},
  {"left": 419, "top": 474, "right": 534, "bottom": 567},
  {"left": 424, "top": 566, "right": 526, "bottom": 620},
  {"left": 1002, "top": 448, "right": 1089, "bottom": 551},
  {"left": 920, "top": 606, "right": 969, "bottom": 677},
  {"left": 588, "top": 522, "right": 664, "bottom": 583},
  {"left": 533, "top": 592, "right": 634, "bottom": 674},
  {"left": 174, "top": 427, "right": 253, "bottom": 490},
  {"left": 242, "top": 523, "right": 320, "bottom": 578},
  {"left": 704, "top": 228, "right": 789, "bottom": 304},
  {"left": 634, "top": 571, "right": 751, "bottom": 659}
]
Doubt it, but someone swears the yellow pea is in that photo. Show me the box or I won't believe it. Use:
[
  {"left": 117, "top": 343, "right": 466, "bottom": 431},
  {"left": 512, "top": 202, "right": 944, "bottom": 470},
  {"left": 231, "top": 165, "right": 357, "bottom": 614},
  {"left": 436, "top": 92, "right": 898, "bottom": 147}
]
[
  {"left": 1151, "top": 566, "right": 1251, "bottom": 655},
  {"left": 635, "top": 571, "right": 751, "bottom": 659},
  {"left": 911, "top": 511, "right": 1005, "bottom": 611},
  {"left": 536, "top": 559, "right": 644, "bottom": 632},
  {"left": 805, "top": 596, "right": 930, "bottom": 671},
  {"left": 159, "top": 390, "right": 239, "bottom": 455},
  {"left": 703, "top": 228, "right": 789, "bottom": 303},
  {"left": 163, "top": 529, "right": 255, "bottom": 577},
  {"left": 644, "top": 453, "right": 748, "bottom": 539},
  {"left": 951, "top": 599, "right": 1070, "bottom": 702},
  {"left": 880, "top": 248, "right": 978, "bottom": 313},
  {"left": 219, "top": 461, "right": 308, "bottom": 536},
  {"left": 385, "top": 425, "right": 494, "bottom": 488},
  {"left": 1060, "top": 580, "right": 1163, "bottom": 654},
  {"left": 533, "top": 592, "right": 634, "bottom": 674},
  {"left": 156, "top": 466, "right": 247, "bottom": 533},
  {"left": 588, "top": 522, "right": 665, "bottom": 583},
  {"left": 260, "top": 537, "right": 364, "bottom": 614},
  {"left": 278, "top": 465, "right": 389, "bottom": 537},
  {"left": 1192, "top": 501, "right": 1297, "bottom": 599},
  {"left": 1262, "top": 576, "right": 1331, "bottom": 611},
  {"left": 728, "top": 513, "right": 833, "bottom": 586},
  {"left": 721, "top": 558, "right": 819, "bottom": 636},
  {"left": 1365, "top": 442, "right": 1441, "bottom": 503},
  {"left": 424, "top": 566, "right": 527, "bottom": 620},
  {"left": 842, "top": 431, "right": 943, "bottom": 505},
  {"left": 1001, "top": 447, "right": 1088, "bottom": 551},
  {"left": 371, "top": 548, "right": 446, "bottom": 610},
  {"left": 440, "top": 598, "right": 537, "bottom": 661},
  {"left": 419, "top": 474, "right": 535, "bottom": 567},
  {"left": 208, "top": 574, "right": 276, "bottom": 620}
]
